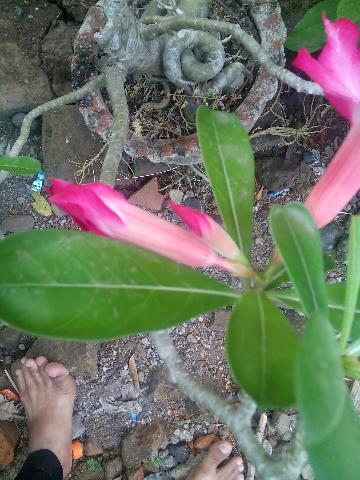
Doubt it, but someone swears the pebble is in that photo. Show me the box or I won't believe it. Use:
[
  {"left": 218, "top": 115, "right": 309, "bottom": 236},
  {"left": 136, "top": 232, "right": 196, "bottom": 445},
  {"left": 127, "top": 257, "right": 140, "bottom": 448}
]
[
  {"left": 303, "top": 149, "right": 320, "bottom": 165},
  {"left": 320, "top": 222, "right": 342, "bottom": 254},
  {"left": 301, "top": 463, "right": 315, "bottom": 480},
  {"left": 173, "top": 429, "right": 194, "bottom": 443},
  {"left": 186, "top": 334, "right": 197, "bottom": 344},
  {"left": 72, "top": 412, "right": 85, "bottom": 439},
  {"left": 183, "top": 196, "right": 203, "bottom": 211},
  {"left": 18, "top": 343, "right": 26, "bottom": 351},
  {"left": 158, "top": 451, "right": 177, "bottom": 471},
  {"left": 168, "top": 189, "right": 184, "bottom": 204},
  {"left": 167, "top": 443, "right": 189, "bottom": 464},
  {"left": 272, "top": 412, "right": 291, "bottom": 439}
]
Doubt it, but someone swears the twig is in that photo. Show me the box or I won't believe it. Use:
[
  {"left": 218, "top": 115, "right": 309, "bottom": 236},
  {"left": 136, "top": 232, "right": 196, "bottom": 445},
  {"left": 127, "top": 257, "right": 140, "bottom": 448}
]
[
  {"left": 100, "top": 67, "right": 129, "bottom": 185},
  {"left": 151, "top": 329, "right": 307, "bottom": 480},
  {"left": 142, "top": 16, "right": 323, "bottom": 96},
  {"left": 0, "top": 75, "right": 105, "bottom": 184}
]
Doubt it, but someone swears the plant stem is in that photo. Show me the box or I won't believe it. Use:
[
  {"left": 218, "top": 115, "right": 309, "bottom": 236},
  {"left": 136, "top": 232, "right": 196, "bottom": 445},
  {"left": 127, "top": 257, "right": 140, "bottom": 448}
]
[
  {"left": 0, "top": 75, "right": 105, "bottom": 183},
  {"left": 142, "top": 16, "right": 323, "bottom": 96},
  {"left": 339, "top": 217, "right": 360, "bottom": 352},
  {"left": 100, "top": 66, "right": 129, "bottom": 186},
  {"left": 151, "top": 329, "right": 307, "bottom": 480}
]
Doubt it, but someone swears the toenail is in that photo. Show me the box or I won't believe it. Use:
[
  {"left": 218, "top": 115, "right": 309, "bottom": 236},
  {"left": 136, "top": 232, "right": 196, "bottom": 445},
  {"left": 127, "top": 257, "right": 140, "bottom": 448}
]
[{"left": 219, "top": 443, "right": 232, "bottom": 455}]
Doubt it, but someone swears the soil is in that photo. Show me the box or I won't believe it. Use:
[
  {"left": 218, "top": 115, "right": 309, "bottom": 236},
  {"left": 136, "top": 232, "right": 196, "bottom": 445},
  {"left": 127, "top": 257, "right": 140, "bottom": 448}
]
[{"left": 0, "top": 1, "right": 358, "bottom": 479}]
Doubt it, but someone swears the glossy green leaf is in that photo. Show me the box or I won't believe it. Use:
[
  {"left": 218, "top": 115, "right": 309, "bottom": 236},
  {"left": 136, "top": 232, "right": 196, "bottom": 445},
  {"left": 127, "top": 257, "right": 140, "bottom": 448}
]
[
  {"left": 0, "top": 230, "right": 239, "bottom": 340},
  {"left": 196, "top": 106, "right": 254, "bottom": 260},
  {"left": 226, "top": 292, "right": 298, "bottom": 409},
  {"left": 339, "top": 216, "right": 360, "bottom": 350},
  {"left": 297, "top": 311, "right": 360, "bottom": 479},
  {"left": 267, "top": 283, "right": 360, "bottom": 338},
  {"left": 286, "top": 0, "right": 339, "bottom": 52},
  {"left": 0, "top": 156, "right": 41, "bottom": 175},
  {"left": 337, "top": 0, "right": 360, "bottom": 23},
  {"left": 269, "top": 203, "right": 327, "bottom": 317}
]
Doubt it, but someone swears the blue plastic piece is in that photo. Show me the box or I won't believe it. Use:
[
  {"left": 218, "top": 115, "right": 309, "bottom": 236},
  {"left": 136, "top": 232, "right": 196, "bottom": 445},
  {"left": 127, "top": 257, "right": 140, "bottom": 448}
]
[{"left": 31, "top": 169, "right": 45, "bottom": 192}]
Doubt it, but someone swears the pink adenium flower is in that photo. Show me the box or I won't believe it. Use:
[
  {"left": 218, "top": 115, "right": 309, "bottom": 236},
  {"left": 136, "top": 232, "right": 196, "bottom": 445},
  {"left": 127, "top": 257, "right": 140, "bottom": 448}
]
[
  {"left": 293, "top": 17, "right": 360, "bottom": 228},
  {"left": 49, "top": 179, "right": 251, "bottom": 276},
  {"left": 168, "top": 201, "right": 251, "bottom": 275}
]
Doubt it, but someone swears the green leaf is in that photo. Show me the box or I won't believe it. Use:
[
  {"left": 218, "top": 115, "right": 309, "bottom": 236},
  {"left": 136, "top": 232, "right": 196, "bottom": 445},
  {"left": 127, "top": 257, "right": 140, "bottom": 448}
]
[
  {"left": 0, "top": 156, "right": 41, "bottom": 175},
  {"left": 285, "top": 0, "right": 339, "bottom": 52},
  {"left": 337, "top": 0, "right": 360, "bottom": 22},
  {"left": 297, "top": 311, "right": 360, "bottom": 479},
  {"left": 339, "top": 216, "right": 360, "bottom": 350},
  {"left": 196, "top": 106, "right": 254, "bottom": 260},
  {"left": 267, "top": 283, "right": 360, "bottom": 338},
  {"left": 0, "top": 230, "right": 239, "bottom": 340},
  {"left": 226, "top": 291, "right": 298, "bottom": 409},
  {"left": 269, "top": 203, "right": 327, "bottom": 317}
]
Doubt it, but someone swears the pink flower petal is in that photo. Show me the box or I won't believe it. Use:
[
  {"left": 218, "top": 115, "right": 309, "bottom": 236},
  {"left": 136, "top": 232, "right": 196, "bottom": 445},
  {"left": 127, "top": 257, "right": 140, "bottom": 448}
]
[
  {"left": 49, "top": 180, "right": 237, "bottom": 272},
  {"left": 169, "top": 201, "right": 241, "bottom": 260},
  {"left": 293, "top": 17, "right": 360, "bottom": 123},
  {"left": 306, "top": 121, "right": 360, "bottom": 227}
]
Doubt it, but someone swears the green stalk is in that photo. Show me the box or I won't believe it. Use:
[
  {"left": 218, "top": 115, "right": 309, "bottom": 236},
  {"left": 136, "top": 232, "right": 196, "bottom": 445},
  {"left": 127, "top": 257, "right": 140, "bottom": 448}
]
[{"left": 339, "top": 216, "right": 360, "bottom": 352}]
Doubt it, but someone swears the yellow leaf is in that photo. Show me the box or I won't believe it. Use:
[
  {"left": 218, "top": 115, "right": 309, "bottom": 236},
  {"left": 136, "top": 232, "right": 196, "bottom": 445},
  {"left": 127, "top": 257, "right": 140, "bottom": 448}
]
[{"left": 31, "top": 191, "right": 53, "bottom": 217}]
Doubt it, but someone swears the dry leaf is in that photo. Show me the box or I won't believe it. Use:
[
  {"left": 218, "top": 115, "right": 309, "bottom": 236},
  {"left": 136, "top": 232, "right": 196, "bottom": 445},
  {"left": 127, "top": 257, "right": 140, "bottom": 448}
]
[
  {"left": 128, "top": 354, "right": 140, "bottom": 391},
  {"left": 256, "top": 186, "right": 264, "bottom": 201},
  {"left": 31, "top": 192, "right": 53, "bottom": 217}
]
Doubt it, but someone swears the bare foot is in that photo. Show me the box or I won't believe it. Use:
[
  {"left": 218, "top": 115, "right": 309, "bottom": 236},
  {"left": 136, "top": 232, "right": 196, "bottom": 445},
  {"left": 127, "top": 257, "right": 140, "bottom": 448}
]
[
  {"left": 15, "top": 355, "right": 76, "bottom": 478},
  {"left": 187, "top": 441, "right": 244, "bottom": 480}
]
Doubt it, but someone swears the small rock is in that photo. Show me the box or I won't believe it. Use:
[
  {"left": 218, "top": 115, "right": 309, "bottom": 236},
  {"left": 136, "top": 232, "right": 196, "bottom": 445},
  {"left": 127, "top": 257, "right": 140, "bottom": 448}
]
[
  {"left": 186, "top": 334, "right": 197, "bottom": 344},
  {"left": 11, "top": 338, "right": 98, "bottom": 380},
  {"left": 167, "top": 443, "right": 189, "bottom": 464},
  {"left": 321, "top": 222, "right": 342, "bottom": 254},
  {"left": 301, "top": 463, "right": 315, "bottom": 480},
  {"left": 303, "top": 149, "right": 320, "bottom": 165},
  {"left": 183, "top": 197, "right": 202, "bottom": 211},
  {"left": 172, "top": 429, "right": 194, "bottom": 443},
  {"left": 158, "top": 450, "right": 177, "bottom": 471},
  {"left": 168, "top": 189, "right": 183, "bottom": 204},
  {"left": 105, "top": 456, "right": 123, "bottom": 480},
  {"left": 84, "top": 436, "right": 104, "bottom": 456},
  {"left": 193, "top": 434, "right": 219, "bottom": 451},
  {"left": 210, "top": 310, "right": 229, "bottom": 332},
  {"left": 128, "top": 465, "right": 144, "bottom": 480},
  {"left": 121, "top": 421, "right": 169, "bottom": 469},
  {"left": 0, "top": 327, "right": 22, "bottom": 349},
  {"left": 129, "top": 178, "right": 163, "bottom": 211},
  {"left": 72, "top": 413, "right": 85, "bottom": 440},
  {"left": 18, "top": 344, "right": 26, "bottom": 351},
  {"left": 262, "top": 439, "right": 272, "bottom": 456},
  {"left": 0, "top": 215, "right": 34, "bottom": 234},
  {"left": 272, "top": 412, "right": 291, "bottom": 439}
]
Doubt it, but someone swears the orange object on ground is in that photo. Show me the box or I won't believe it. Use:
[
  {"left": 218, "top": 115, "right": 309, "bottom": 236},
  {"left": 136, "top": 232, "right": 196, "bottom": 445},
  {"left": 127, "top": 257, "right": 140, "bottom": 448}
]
[
  {"left": 71, "top": 439, "right": 84, "bottom": 460},
  {"left": 0, "top": 390, "right": 20, "bottom": 403}
]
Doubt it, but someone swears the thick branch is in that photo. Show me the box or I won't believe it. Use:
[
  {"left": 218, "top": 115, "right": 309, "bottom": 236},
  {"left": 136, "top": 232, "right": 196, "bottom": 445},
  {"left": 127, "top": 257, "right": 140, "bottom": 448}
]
[
  {"left": 142, "top": 16, "right": 323, "bottom": 96},
  {"left": 0, "top": 75, "right": 105, "bottom": 183},
  {"left": 151, "top": 329, "right": 307, "bottom": 480},
  {"left": 100, "top": 67, "right": 129, "bottom": 186}
]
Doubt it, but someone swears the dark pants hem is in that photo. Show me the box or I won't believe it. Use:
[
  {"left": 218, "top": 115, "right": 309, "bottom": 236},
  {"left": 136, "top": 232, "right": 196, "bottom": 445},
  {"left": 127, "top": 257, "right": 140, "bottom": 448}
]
[{"left": 15, "top": 449, "right": 63, "bottom": 480}]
